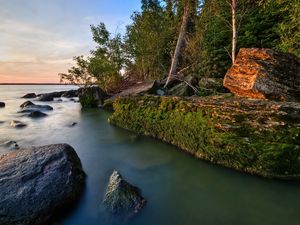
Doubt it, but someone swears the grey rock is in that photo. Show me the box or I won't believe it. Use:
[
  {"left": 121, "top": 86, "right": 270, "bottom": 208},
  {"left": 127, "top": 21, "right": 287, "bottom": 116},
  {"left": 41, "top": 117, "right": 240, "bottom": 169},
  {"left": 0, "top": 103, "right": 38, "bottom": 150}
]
[
  {"left": 22, "top": 93, "right": 37, "bottom": 99},
  {"left": 20, "top": 101, "right": 35, "bottom": 108},
  {"left": 0, "top": 144, "right": 85, "bottom": 225},
  {"left": 61, "top": 90, "right": 78, "bottom": 98},
  {"left": 20, "top": 104, "right": 53, "bottom": 112},
  {"left": 103, "top": 170, "right": 146, "bottom": 215}
]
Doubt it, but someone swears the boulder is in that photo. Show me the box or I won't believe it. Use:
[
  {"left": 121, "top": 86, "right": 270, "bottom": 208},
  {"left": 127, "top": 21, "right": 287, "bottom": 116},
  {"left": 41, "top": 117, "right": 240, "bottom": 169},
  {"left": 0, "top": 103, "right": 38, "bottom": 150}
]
[
  {"left": 38, "top": 91, "right": 65, "bottom": 101},
  {"left": 61, "top": 90, "right": 78, "bottom": 98},
  {"left": 20, "top": 101, "right": 35, "bottom": 108},
  {"left": 22, "top": 93, "right": 36, "bottom": 99},
  {"left": 103, "top": 170, "right": 146, "bottom": 215},
  {"left": 20, "top": 103, "right": 53, "bottom": 112},
  {"left": 78, "top": 86, "right": 108, "bottom": 108},
  {"left": 28, "top": 111, "right": 48, "bottom": 118},
  {"left": 0, "top": 102, "right": 5, "bottom": 108},
  {"left": 224, "top": 48, "right": 300, "bottom": 101},
  {"left": 116, "top": 81, "right": 159, "bottom": 97},
  {"left": 0, "top": 144, "right": 85, "bottom": 225},
  {"left": 10, "top": 120, "right": 27, "bottom": 128}
]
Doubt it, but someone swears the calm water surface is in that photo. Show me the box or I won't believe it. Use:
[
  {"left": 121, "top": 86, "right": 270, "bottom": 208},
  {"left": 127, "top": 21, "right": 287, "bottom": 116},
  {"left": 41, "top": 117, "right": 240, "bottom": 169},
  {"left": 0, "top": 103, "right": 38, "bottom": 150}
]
[{"left": 0, "top": 85, "right": 299, "bottom": 225}]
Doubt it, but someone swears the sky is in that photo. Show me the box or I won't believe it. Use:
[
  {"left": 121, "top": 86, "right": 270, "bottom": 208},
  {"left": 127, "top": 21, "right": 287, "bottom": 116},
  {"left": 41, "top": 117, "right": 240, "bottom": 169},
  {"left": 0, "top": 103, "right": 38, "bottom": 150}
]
[{"left": 0, "top": 0, "right": 141, "bottom": 83}]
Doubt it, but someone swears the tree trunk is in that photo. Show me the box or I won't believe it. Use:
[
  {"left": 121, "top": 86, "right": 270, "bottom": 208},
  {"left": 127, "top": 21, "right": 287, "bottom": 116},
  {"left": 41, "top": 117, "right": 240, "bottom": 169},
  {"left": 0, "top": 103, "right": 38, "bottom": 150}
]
[
  {"left": 164, "top": 3, "right": 190, "bottom": 88},
  {"left": 232, "top": 0, "right": 237, "bottom": 64}
]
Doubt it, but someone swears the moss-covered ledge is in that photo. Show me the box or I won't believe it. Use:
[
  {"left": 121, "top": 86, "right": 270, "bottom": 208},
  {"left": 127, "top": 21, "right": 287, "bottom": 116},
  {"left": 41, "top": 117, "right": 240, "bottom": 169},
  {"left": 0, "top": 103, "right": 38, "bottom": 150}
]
[{"left": 108, "top": 95, "right": 300, "bottom": 179}]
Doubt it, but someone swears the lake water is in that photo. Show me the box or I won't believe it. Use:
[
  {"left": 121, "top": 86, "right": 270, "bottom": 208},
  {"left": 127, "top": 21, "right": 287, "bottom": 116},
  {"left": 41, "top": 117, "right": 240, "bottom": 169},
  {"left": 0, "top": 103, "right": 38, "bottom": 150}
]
[{"left": 0, "top": 85, "right": 300, "bottom": 225}]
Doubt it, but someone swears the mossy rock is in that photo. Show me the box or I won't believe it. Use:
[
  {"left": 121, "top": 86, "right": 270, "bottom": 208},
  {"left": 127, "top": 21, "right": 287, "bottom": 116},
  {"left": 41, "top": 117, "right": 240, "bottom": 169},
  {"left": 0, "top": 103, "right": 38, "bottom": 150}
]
[
  {"left": 109, "top": 95, "right": 300, "bottom": 179},
  {"left": 103, "top": 171, "right": 146, "bottom": 215}
]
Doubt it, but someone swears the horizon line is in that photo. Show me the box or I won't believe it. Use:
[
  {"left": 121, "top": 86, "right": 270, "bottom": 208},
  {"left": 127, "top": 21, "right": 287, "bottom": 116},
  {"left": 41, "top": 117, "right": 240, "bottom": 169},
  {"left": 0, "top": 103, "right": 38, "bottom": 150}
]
[{"left": 0, "top": 83, "right": 74, "bottom": 85}]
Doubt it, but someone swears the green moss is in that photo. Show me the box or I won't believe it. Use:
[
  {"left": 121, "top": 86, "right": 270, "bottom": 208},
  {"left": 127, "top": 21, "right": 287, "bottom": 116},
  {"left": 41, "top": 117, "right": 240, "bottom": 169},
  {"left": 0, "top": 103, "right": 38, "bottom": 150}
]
[{"left": 109, "top": 95, "right": 300, "bottom": 179}]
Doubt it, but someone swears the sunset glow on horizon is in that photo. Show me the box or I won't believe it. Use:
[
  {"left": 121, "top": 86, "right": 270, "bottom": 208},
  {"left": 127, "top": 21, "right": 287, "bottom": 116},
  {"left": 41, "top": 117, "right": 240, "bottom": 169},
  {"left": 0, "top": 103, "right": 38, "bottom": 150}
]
[{"left": 0, "top": 0, "right": 140, "bottom": 83}]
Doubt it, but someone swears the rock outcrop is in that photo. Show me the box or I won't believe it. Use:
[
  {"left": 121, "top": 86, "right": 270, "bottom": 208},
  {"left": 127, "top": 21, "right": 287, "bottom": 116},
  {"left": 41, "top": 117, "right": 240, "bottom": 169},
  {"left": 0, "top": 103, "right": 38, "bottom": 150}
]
[
  {"left": 224, "top": 48, "right": 300, "bottom": 101},
  {"left": 109, "top": 95, "right": 300, "bottom": 179},
  {"left": 22, "top": 93, "right": 37, "bottom": 99},
  {"left": 0, "top": 102, "right": 5, "bottom": 108},
  {"left": 103, "top": 171, "right": 146, "bottom": 215},
  {"left": 0, "top": 144, "right": 85, "bottom": 225}
]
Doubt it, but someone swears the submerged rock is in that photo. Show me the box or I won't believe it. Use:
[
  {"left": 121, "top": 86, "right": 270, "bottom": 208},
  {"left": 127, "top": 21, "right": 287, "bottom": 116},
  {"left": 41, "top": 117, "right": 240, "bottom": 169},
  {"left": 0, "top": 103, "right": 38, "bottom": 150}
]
[
  {"left": 224, "top": 48, "right": 300, "bottom": 101},
  {"left": 22, "top": 93, "right": 37, "bottom": 99},
  {"left": 0, "top": 144, "right": 85, "bottom": 225},
  {"left": 0, "top": 102, "right": 5, "bottom": 108},
  {"left": 20, "top": 102, "right": 53, "bottom": 112},
  {"left": 28, "top": 111, "right": 48, "bottom": 118},
  {"left": 10, "top": 120, "right": 27, "bottom": 128},
  {"left": 0, "top": 140, "right": 19, "bottom": 150},
  {"left": 103, "top": 170, "right": 146, "bottom": 215}
]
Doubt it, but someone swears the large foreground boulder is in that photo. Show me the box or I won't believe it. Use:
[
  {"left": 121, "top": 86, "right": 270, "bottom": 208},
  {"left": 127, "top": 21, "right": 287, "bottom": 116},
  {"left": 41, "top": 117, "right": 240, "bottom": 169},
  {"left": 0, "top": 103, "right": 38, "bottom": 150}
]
[
  {"left": 0, "top": 144, "right": 85, "bottom": 225},
  {"left": 103, "top": 171, "right": 146, "bottom": 215},
  {"left": 224, "top": 48, "right": 300, "bottom": 101}
]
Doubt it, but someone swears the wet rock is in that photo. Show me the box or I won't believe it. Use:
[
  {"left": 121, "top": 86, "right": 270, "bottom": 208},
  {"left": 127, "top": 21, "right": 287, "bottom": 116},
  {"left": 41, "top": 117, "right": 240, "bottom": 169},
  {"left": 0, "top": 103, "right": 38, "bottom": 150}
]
[
  {"left": 78, "top": 86, "right": 108, "bottom": 108},
  {"left": 103, "top": 170, "right": 146, "bottom": 215},
  {"left": 38, "top": 90, "right": 78, "bottom": 101},
  {"left": 10, "top": 120, "right": 27, "bottom": 128},
  {"left": 28, "top": 111, "right": 48, "bottom": 118},
  {"left": 38, "top": 93, "right": 55, "bottom": 101},
  {"left": 61, "top": 90, "right": 78, "bottom": 98},
  {"left": 0, "top": 144, "right": 85, "bottom": 225},
  {"left": 22, "top": 93, "right": 36, "bottom": 99},
  {"left": 224, "top": 48, "right": 300, "bottom": 101},
  {"left": 0, "top": 102, "right": 5, "bottom": 108},
  {"left": 70, "top": 122, "right": 77, "bottom": 127},
  {"left": 20, "top": 104, "right": 53, "bottom": 112},
  {"left": 20, "top": 101, "right": 35, "bottom": 108}
]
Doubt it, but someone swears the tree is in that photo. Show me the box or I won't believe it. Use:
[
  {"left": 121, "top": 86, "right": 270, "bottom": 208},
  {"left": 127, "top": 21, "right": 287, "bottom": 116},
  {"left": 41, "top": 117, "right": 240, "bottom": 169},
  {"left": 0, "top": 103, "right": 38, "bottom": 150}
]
[
  {"left": 60, "top": 23, "right": 124, "bottom": 93},
  {"left": 231, "top": 0, "right": 237, "bottom": 63},
  {"left": 164, "top": 0, "right": 197, "bottom": 88}
]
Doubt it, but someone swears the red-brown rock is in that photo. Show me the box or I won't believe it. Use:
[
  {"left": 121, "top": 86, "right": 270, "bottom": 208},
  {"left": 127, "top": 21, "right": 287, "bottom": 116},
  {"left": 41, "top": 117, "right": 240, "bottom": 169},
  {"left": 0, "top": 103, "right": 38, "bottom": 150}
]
[{"left": 224, "top": 48, "right": 300, "bottom": 101}]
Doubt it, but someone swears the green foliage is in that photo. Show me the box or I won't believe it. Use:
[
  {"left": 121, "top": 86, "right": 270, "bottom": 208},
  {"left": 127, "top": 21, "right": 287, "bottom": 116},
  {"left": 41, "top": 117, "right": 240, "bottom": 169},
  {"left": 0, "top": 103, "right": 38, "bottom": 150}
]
[
  {"left": 60, "top": 22, "right": 124, "bottom": 93},
  {"left": 109, "top": 96, "right": 300, "bottom": 178}
]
